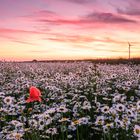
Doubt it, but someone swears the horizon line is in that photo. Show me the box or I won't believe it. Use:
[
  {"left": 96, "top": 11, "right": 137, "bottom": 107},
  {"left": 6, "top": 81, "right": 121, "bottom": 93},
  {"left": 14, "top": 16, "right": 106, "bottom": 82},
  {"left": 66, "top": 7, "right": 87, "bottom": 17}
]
[{"left": 1, "top": 57, "right": 140, "bottom": 62}]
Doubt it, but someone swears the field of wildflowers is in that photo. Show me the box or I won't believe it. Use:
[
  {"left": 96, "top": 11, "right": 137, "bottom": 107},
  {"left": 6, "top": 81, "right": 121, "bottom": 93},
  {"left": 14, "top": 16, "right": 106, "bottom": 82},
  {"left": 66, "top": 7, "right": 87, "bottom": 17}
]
[{"left": 0, "top": 62, "right": 140, "bottom": 140}]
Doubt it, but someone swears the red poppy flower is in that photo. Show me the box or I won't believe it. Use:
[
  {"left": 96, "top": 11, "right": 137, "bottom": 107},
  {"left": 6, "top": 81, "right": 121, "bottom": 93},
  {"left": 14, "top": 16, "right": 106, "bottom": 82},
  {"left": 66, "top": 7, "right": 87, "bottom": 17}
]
[{"left": 26, "top": 86, "right": 42, "bottom": 103}]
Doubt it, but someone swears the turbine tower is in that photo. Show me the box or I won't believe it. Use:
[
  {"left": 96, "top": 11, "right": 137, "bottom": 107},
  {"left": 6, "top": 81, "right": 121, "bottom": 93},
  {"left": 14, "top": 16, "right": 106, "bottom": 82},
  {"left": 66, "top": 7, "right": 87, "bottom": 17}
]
[{"left": 128, "top": 42, "right": 133, "bottom": 60}]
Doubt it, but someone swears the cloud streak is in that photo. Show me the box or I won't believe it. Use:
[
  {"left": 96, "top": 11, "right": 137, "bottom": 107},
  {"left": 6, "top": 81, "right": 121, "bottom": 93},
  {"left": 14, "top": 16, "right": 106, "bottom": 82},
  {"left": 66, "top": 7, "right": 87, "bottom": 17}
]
[
  {"left": 0, "top": 28, "right": 41, "bottom": 46},
  {"left": 112, "top": 0, "right": 140, "bottom": 16},
  {"left": 45, "top": 35, "right": 94, "bottom": 43},
  {"left": 84, "top": 12, "right": 136, "bottom": 23},
  {"left": 37, "top": 11, "right": 137, "bottom": 30},
  {"left": 117, "top": 8, "right": 140, "bottom": 16},
  {"left": 0, "top": 28, "right": 44, "bottom": 35},
  {"left": 11, "top": 40, "right": 38, "bottom": 46},
  {"left": 62, "top": 0, "right": 93, "bottom": 4},
  {"left": 44, "top": 33, "right": 139, "bottom": 45}
]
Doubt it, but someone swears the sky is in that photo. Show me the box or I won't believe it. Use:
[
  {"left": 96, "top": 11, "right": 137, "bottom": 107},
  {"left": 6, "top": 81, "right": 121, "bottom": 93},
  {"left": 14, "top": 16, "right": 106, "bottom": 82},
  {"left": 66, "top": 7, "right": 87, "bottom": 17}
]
[{"left": 0, "top": 0, "right": 140, "bottom": 61}]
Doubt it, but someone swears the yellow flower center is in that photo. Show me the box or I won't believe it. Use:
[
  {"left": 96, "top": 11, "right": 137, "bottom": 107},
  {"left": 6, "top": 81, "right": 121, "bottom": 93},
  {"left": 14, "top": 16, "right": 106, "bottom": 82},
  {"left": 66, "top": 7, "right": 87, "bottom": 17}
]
[
  {"left": 73, "top": 120, "right": 79, "bottom": 125},
  {"left": 15, "top": 134, "right": 21, "bottom": 140},
  {"left": 98, "top": 121, "right": 102, "bottom": 125},
  {"left": 106, "top": 123, "right": 111, "bottom": 127},
  {"left": 135, "top": 129, "right": 140, "bottom": 134},
  {"left": 62, "top": 118, "right": 68, "bottom": 121}
]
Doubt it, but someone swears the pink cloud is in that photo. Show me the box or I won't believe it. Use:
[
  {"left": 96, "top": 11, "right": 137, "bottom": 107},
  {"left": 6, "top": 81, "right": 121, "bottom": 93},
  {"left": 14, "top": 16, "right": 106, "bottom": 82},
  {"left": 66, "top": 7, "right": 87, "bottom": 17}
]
[
  {"left": 85, "top": 12, "right": 136, "bottom": 23},
  {"left": 43, "top": 32, "right": 140, "bottom": 45},
  {"left": 0, "top": 28, "right": 42, "bottom": 46},
  {"left": 45, "top": 34, "right": 94, "bottom": 43},
  {"left": 62, "top": 0, "right": 93, "bottom": 4},
  {"left": 0, "top": 28, "right": 43, "bottom": 34},
  {"left": 11, "top": 40, "right": 38, "bottom": 46},
  {"left": 117, "top": 8, "right": 140, "bottom": 16},
  {"left": 113, "top": 0, "right": 140, "bottom": 16},
  {"left": 36, "top": 11, "right": 136, "bottom": 29}
]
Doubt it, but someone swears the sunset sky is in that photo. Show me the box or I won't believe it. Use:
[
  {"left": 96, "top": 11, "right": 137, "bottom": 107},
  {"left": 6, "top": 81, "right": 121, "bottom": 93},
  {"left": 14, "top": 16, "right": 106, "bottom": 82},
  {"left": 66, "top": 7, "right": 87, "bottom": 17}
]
[{"left": 0, "top": 0, "right": 140, "bottom": 61}]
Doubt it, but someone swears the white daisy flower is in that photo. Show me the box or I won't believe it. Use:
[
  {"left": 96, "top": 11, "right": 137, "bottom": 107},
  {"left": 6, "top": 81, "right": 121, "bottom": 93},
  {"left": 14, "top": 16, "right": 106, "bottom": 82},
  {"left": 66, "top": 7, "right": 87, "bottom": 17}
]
[
  {"left": 115, "top": 118, "right": 124, "bottom": 128},
  {"left": 111, "top": 74, "right": 117, "bottom": 79},
  {"left": 3, "top": 96, "right": 14, "bottom": 105},
  {"left": 67, "top": 134, "right": 73, "bottom": 139},
  {"left": 57, "top": 106, "right": 68, "bottom": 113},
  {"left": 127, "top": 109, "right": 135, "bottom": 117},
  {"left": 82, "top": 101, "right": 91, "bottom": 110},
  {"left": 113, "top": 95, "right": 121, "bottom": 103},
  {"left": 45, "top": 108, "right": 56, "bottom": 114},
  {"left": 68, "top": 125, "right": 76, "bottom": 131},
  {"left": 12, "top": 132, "right": 23, "bottom": 140},
  {"left": 116, "top": 104, "right": 125, "bottom": 112},
  {"left": 103, "top": 125, "right": 109, "bottom": 133},
  {"left": 29, "top": 119, "right": 38, "bottom": 128},
  {"left": 46, "top": 118, "right": 52, "bottom": 125},
  {"left": 101, "top": 106, "right": 109, "bottom": 114},
  {"left": 0, "top": 92, "right": 5, "bottom": 98},
  {"left": 10, "top": 120, "right": 23, "bottom": 128},
  {"left": 46, "top": 128, "right": 57, "bottom": 135},
  {"left": 38, "top": 119, "right": 45, "bottom": 130},
  {"left": 95, "top": 116, "right": 105, "bottom": 126},
  {"left": 136, "top": 101, "right": 140, "bottom": 110},
  {"left": 79, "top": 117, "right": 89, "bottom": 125},
  {"left": 134, "top": 125, "right": 140, "bottom": 138},
  {"left": 125, "top": 81, "right": 132, "bottom": 87}
]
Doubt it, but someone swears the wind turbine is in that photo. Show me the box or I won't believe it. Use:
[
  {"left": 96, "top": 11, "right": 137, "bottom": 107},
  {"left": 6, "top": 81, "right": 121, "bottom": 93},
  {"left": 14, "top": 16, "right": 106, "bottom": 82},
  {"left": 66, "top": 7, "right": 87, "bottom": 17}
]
[{"left": 128, "top": 42, "right": 133, "bottom": 60}]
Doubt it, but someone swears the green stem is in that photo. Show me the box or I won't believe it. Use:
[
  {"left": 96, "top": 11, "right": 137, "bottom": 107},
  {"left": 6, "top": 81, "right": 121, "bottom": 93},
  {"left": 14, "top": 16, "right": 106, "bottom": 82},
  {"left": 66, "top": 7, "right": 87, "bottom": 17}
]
[{"left": 77, "top": 126, "right": 80, "bottom": 140}]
